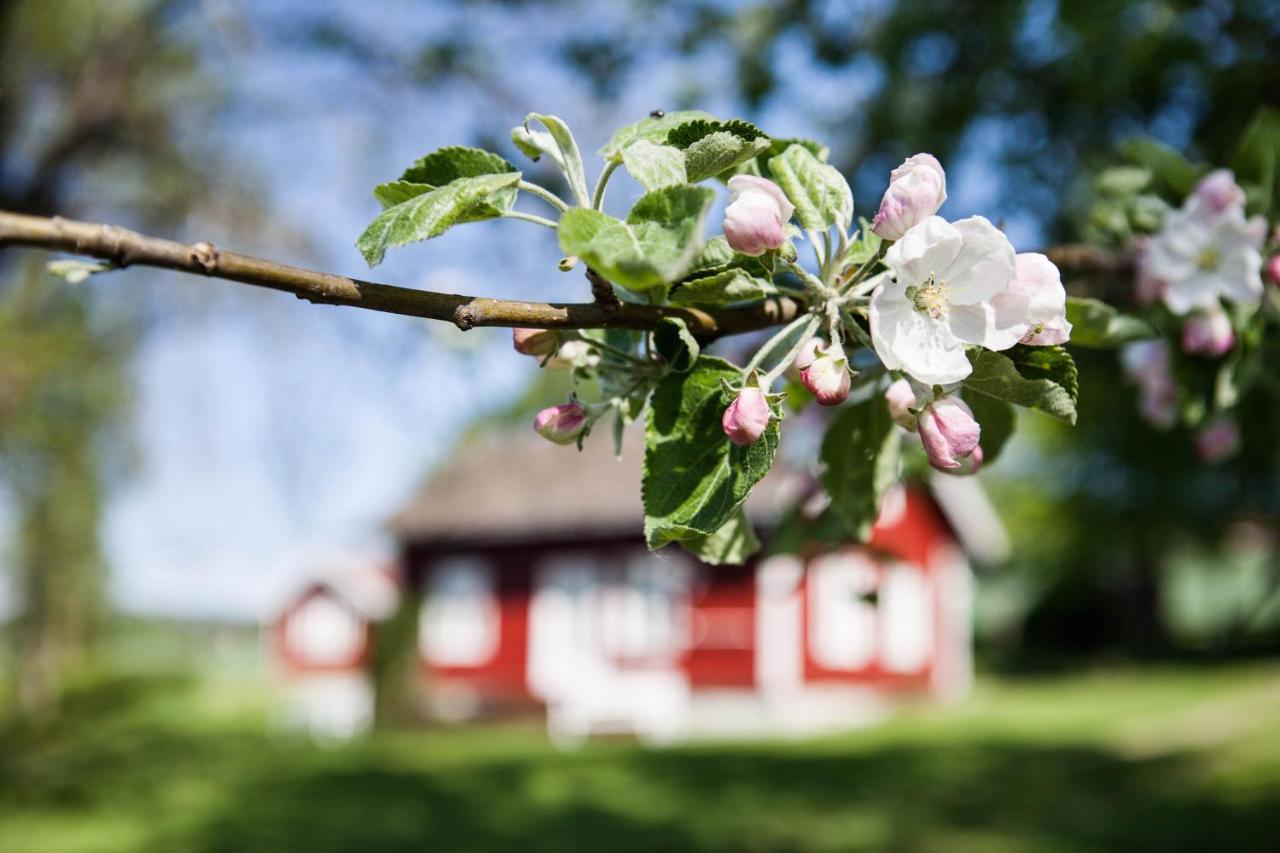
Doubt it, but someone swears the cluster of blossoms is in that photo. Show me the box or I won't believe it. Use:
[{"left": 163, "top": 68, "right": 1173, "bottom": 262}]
[
  {"left": 716, "top": 153, "right": 1070, "bottom": 474},
  {"left": 1120, "top": 168, "right": 1280, "bottom": 460}
]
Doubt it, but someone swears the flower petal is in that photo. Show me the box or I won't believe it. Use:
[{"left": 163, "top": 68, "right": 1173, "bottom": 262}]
[
  {"left": 871, "top": 291, "right": 971, "bottom": 385},
  {"left": 943, "top": 216, "right": 1016, "bottom": 304},
  {"left": 884, "top": 216, "right": 962, "bottom": 286}
]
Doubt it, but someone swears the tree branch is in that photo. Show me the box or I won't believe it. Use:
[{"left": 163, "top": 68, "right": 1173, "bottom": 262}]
[{"left": 0, "top": 209, "right": 1134, "bottom": 339}]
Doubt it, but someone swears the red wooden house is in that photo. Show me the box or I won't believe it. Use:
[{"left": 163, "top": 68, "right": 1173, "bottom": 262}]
[{"left": 379, "top": 429, "right": 1005, "bottom": 744}]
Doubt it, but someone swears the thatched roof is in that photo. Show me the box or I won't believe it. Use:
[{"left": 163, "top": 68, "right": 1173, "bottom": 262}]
[{"left": 389, "top": 427, "right": 810, "bottom": 546}]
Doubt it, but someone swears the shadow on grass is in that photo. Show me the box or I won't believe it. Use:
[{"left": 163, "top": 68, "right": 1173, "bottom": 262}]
[{"left": 3, "top": 675, "right": 1278, "bottom": 852}]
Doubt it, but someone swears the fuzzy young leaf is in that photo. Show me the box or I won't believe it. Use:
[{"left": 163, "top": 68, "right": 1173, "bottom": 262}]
[
  {"left": 373, "top": 181, "right": 432, "bottom": 209},
  {"left": 768, "top": 143, "right": 853, "bottom": 232},
  {"left": 1065, "top": 297, "right": 1158, "bottom": 348},
  {"left": 678, "top": 508, "right": 761, "bottom": 565},
  {"left": 820, "top": 397, "right": 901, "bottom": 541},
  {"left": 621, "top": 140, "right": 687, "bottom": 191},
  {"left": 1120, "top": 138, "right": 1203, "bottom": 199},
  {"left": 643, "top": 356, "right": 779, "bottom": 552},
  {"left": 963, "top": 347, "right": 1078, "bottom": 424},
  {"left": 46, "top": 259, "right": 113, "bottom": 284},
  {"left": 400, "top": 146, "right": 517, "bottom": 186},
  {"left": 668, "top": 268, "right": 770, "bottom": 305},
  {"left": 598, "top": 110, "right": 717, "bottom": 161},
  {"left": 357, "top": 172, "right": 522, "bottom": 266},
  {"left": 557, "top": 185, "right": 714, "bottom": 291},
  {"left": 653, "top": 317, "right": 700, "bottom": 372},
  {"left": 512, "top": 113, "right": 590, "bottom": 206},
  {"left": 666, "top": 119, "right": 770, "bottom": 183}
]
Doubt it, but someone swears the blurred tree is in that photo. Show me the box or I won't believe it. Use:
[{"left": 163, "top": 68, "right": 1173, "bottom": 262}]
[{"left": 0, "top": 0, "right": 208, "bottom": 714}]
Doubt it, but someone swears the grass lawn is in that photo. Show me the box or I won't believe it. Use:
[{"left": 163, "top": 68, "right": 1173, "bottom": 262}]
[{"left": 1, "top": 663, "right": 1278, "bottom": 852}]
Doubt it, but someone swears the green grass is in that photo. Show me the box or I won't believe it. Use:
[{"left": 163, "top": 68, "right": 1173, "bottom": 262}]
[{"left": 2, "top": 664, "right": 1279, "bottom": 852}]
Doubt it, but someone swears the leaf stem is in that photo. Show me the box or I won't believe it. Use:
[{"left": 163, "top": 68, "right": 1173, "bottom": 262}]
[
  {"left": 518, "top": 181, "right": 569, "bottom": 212},
  {"left": 592, "top": 160, "right": 621, "bottom": 211},
  {"left": 502, "top": 210, "right": 560, "bottom": 229}
]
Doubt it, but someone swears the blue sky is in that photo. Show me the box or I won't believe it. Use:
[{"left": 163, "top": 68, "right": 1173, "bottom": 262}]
[{"left": 10, "top": 0, "right": 1053, "bottom": 620}]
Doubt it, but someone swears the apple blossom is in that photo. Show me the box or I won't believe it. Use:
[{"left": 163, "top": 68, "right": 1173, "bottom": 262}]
[
  {"left": 869, "top": 215, "right": 1020, "bottom": 385},
  {"left": 884, "top": 379, "right": 919, "bottom": 430},
  {"left": 723, "top": 175, "right": 794, "bottom": 256},
  {"left": 793, "top": 337, "right": 823, "bottom": 372},
  {"left": 1146, "top": 187, "right": 1267, "bottom": 314},
  {"left": 994, "top": 252, "right": 1071, "bottom": 346},
  {"left": 544, "top": 339, "right": 600, "bottom": 370},
  {"left": 1181, "top": 310, "right": 1235, "bottom": 358},
  {"left": 533, "top": 402, "right": 588, "bottom": 445},
  {"left": 512, "top": 327, "right": 559, "bottom": 356},
  {"left": 941, "top": 445, "right": 984, "bottom": 477},
  {"left": 1195, "top": 417, "right": 1240, "bottom": 464},
  {"left": 1121, "top": 340, "right": 1178, "bottom": 429},
  {"left": 1132, "top": 236, "right": 1166, "bottom": 306},
  {"left": 1190, "top": 169, "right": 1246, "bottom": 216},
  {"left": 917, "top": 396, "right": 981, "bottom": 471},
  {"left": 871, "top": 154, "right": 947, "bottom": 240},
  {"left": 722, "top": 384, "right": 772, "bottom": 446},
  {"left": 800, "top": 340, "right": 851, "bottom": 406},
  {"left": 1266, "top": 255, "right": 1280, "bottom": 286}
]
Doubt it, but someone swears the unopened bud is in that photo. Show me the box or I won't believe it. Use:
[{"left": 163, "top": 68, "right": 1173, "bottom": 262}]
[
  {"left": 940, "top": 444, "right": 984, "bottom": 477},
  {"left": 1195, "top": 417, "right": 1240, "bottom": 464},
  {"left": 513, "top": 328, "right": 560, "bottom": 357},
  {"left": 917, "top": 396, "right": 981, "bottom": 471},
  {"left": 1266, "top": 255, "right": 1280, "bottom": 286},
  {"left": 721, "top": 385, "right": 772, "bottom": 446},
  {"left": 884, "top": 379, "right": 919, "bottom": 430},
  {"left": 723, "top": 176, "right": 794, "bottom": 256},
  {"left": 1181, "top": 310, "right": 1235, "bottom": 358},
  {"left": 800, "top": 340, "right": 851, "bottom": 406},
  {"left": 533, "top": 402, "right": 588, "bottom": 445},
  {"left": 871, "top": 153, "right": 947, "bottom": 241}
]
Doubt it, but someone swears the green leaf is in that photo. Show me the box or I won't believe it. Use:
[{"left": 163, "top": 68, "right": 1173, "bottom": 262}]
[
  {"left": 961, "top": 390, "right": 1016, "bottom": 466},
  {"left": 1093, "top": 166, "right": 1152, "bottom": 198},
  {"left": 1120, "top": 137, "right": 1203, "bottom": 199},
  {"left": 820, "top": 397, "right": 901, "bottom": 541},
  {"left": 557, "top": 185, "right": 714, "bottom": 291},
  {"left": 621, "top": 140, "right": 687, "bottom": 191},
  {"left": 46, "top": 259, "right": 113, "bottom": 284},
  {"left": 841, "top": 217, "right": 884, "bottom": 266},
  {"left": 963, "top": 347, "right": 1078, "bottom": 424},
  {"left": 643, "top": 356, "right": 779, "bottom": 550},
  {"left": 356, "top": 172, "right": 522, "bottom": 266},
  {"left": 400, "top": 146, "right": 517, "bottom": 186},
  {"left": 678, "top": 508, "right": 761, "bottom": 565},
  {"left": 669, "top": 268, "right": 770, "bottom": 305},
  {"left": 1065, "top": 297, "right": 1158, "bottom": 348},
  {"left": 598, "top": 110, "right": 718, "bottom": 161},
  {"left": 1230, "top": 106, "right": 1280, "bottom": 216},
  {"left": 373, "top": 147, "right": 519, "bottom": 213},
  {"left": 512, "top": 113, "right": 590, "bottom": 206},
  {"left": 666, "top": 119, "right": 771, "bottom": 183},
  {"left": 768, "top": 143, "right": 853, "bottom": 232},
  {"left": 653, "top": 317, "right": 700, "bottom": 372}
]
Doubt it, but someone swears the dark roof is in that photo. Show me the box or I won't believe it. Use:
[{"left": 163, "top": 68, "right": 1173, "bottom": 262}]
[{"left": 389, "top": 427, "right": 810, "bottom": 546}]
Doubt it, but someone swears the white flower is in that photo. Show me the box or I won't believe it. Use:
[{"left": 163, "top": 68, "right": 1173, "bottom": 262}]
[
  {"left": 872, "top": 154, "right": 947, "bottom": 240},
  {"left": 869, "top": 215, "right": 1020, "bottom": 385},
  {"left": 993, "top": 252, "right": 1071, "bottom": 346},
  {"left": 1146, "top": 188, "right": 1266, "bottom": 315}
]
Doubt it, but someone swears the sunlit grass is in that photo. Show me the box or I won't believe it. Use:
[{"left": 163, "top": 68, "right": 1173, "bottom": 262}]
[{"left": 1, "top": 664, "right": 1278, "bottom": 852}]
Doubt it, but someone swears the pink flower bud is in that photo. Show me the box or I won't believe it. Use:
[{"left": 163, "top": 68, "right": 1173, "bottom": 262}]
[
  {"left": 1181, "top": 310, "right": 1235, "bottom": 358},
  {"left": 800, "top": 340, "right": 851, "bottom": 406},
  {"left": 513, "top": 328, "right": 560, "bottom": 357},
  {"left": 1191, "top": 169, "right": 1245, "bottom": 216},
  {"left": 1267, "top": 255, "right": 1280, "bottom": 286},
  {"left": 917, "top": 396, "right": 980, "bottom": 471},
  {"left": 722, "top": 385, "right": 771, "bottom": 446},
  {"left": 533, "top": 402, "right": 588, "bottom": 445},
  {"left": 723, "top": 176, "right": 794, "bottom": 256},
  {"left": 871, "top": 153, "right": 947, "bottom": 240},
  {"left": 884, "top": 379, "right": 919, "bottom": 430},
  {"left": 940, "top": 444, "right": 984, "bottom": 477},
  {"left": 1195, "top": 417, "right": 1240, "bottom": 464},
  {"left": 793, "top": 337, "right": 823, "bottom": 372}
]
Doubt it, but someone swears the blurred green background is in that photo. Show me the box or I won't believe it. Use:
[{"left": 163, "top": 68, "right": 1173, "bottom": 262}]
[{"left": 2, "top": 0, "right": 1280, "bottom": 850}]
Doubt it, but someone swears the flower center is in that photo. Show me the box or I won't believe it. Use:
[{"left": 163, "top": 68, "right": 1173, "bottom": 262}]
[
  {"left": 906, "top": 274, "right": 949, "bottom": 320},
  {"left": 1196, "top": 247, "right": 1221, "bottom": 272}
]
